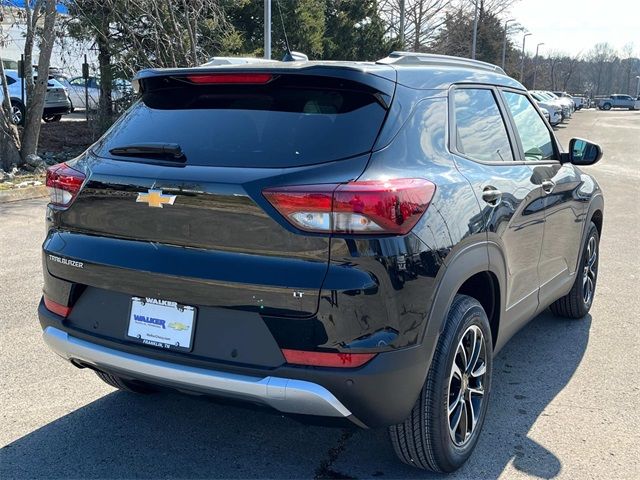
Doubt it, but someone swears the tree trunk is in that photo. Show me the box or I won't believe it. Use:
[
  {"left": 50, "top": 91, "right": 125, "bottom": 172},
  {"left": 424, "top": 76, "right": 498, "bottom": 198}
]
[
  {"left": 0, "top": 128, "right": 22, "bottom": 170},
  {"left": 20, "top": 0, "right": 57, "bottom": 163},
  {"left": 97, "top": 16, "right": 113, "bottom": 132}
]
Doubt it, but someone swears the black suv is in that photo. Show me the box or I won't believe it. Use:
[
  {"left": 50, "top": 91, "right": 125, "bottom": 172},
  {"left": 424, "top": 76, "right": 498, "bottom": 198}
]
[{"left": 39, "top": 52, "right": 604, "bottom": 472}]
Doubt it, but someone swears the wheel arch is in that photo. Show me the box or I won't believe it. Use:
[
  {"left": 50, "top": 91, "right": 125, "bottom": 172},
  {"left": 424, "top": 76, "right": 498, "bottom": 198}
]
[
  {"left": 457, "top": 271, "right": 500, "bottom": 349},
  {"left": 421, "top": 242, "right": 506, "bottom": 362},
  {"left": 9, "top": 97, "right": 24, "bottom": 107},
  {"left": 591, "top": 207, "right": 603, "bottom": 236},
  {"left": 577, "top": 194, "right": 604, "bottom": 272}
]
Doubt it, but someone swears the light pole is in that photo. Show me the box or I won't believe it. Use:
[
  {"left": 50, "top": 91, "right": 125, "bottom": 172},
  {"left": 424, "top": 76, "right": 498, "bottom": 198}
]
[
  {"left": 501, "top": 18, "right": 516, "bottom": 70},
  {"left": 399, "top": 0, "right": 405, "bottom": 49},
  {"left": 264, "top": 0, "right": 271, "bottom": 59},
  {"left": 520, "top": 32, "right": 532, "bottom": 85},
  {"left": 471, "top": 0, "right": 479, "bottom": 59},
  {"left": 532, "top": 42, "right": 545, "bottom": 89}
]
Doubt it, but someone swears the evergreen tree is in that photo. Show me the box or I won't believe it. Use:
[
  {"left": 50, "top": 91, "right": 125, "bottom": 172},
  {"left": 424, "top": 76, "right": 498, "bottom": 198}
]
[{"left": 223, "top": 0, "right": 389, "bottom": 61}]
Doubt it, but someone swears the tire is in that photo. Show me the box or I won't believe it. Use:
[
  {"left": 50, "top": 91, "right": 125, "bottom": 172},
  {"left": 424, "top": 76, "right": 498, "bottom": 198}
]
[
  {"left": 10, "top": 101, "right": 25, "bottom": 126},
  {"left": 550, "top": 222, "right": 599, "bottom": 319},
  {"left": 95, "top": 370, "right": 155, "bottom": 393},
  {"left": 389, "top": 295, "right": 493, "bottom": 472},
  {"left": 43, "top": 114, "right": 62, "bottom": 123},
  {"left": 602, "top": 103, "right": 612, "bottom": 110}
]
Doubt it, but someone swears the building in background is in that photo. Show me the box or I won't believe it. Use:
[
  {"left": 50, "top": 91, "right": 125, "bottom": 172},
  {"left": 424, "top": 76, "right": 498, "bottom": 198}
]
[{"left": 1, "top": 2, "right": 96, "bottom": 76}]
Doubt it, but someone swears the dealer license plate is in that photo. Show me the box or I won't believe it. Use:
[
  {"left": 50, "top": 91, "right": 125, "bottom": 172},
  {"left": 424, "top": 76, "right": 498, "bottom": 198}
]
[{"left": 126, "top": 297, "right": 196, "bottom": 352}]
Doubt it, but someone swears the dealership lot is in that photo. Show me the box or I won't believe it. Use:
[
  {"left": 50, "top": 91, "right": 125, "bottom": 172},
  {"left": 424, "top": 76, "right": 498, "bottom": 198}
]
[{"left": 1, "top": 109, "right": 638, "bottom": 479}]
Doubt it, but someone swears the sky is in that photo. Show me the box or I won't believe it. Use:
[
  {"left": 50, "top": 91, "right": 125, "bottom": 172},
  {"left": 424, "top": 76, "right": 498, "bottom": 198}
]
[{"left": 509, "top": 0, "right": 640, "bottom": 57}]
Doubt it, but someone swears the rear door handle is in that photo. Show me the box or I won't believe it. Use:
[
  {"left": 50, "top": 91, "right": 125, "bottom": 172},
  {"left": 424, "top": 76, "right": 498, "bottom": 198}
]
[
  {"left": 482, "top": 186, "right": 502, "bottom": 206},
  {"left": 541, "top": 180, "right": 556, "bottom": 194}
]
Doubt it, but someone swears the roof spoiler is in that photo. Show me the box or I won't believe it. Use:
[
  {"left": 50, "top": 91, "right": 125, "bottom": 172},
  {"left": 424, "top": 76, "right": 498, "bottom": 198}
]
[{"left": 132, "top": 64, "right": 396, "bottom": 97}]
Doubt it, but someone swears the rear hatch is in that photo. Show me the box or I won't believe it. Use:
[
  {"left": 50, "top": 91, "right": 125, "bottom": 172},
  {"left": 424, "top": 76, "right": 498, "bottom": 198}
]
[
  {"left": 44, "top": 65, "right": 395, "bottom": 318},
  {"left": 45, "top": 79, "right": 68, "bottom": 105}
]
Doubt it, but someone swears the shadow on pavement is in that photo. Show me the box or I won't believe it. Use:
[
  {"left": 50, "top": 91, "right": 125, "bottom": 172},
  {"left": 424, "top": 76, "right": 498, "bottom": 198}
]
[{"left": 1, "top": 310, "right": 591, "bottom": 479}]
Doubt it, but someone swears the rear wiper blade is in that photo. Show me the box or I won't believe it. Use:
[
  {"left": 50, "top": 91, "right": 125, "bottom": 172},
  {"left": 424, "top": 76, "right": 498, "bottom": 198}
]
[{"left": 109, "top": 143, "right": 186, "bottom": 161}]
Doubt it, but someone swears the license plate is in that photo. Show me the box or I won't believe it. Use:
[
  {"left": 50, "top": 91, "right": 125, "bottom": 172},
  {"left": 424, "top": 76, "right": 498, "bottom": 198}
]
[{"left": 127, "top": 297, "right": 196, "bottom": 352}]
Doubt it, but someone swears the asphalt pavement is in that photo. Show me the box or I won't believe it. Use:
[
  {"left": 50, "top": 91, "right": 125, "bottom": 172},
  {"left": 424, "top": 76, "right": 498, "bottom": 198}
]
[{"left": 1, "top": 109, "right": 639, "bottom": 479}]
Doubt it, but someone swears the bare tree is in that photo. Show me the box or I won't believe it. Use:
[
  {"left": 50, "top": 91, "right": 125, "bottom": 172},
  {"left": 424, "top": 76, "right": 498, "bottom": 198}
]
[
  {"left": 0, "top": 59, "right": 22, "bottom": 170},
  {"left": 379, "top": 0, "right": 451, "bottom": 50},
  {"left": 0, "top": 0, "right": 58, "bottom": 168},
  {"left": 63, "top": 0, "right": 230, "bottom": 131},
  {"left": 20, "top": 0, "right": 57, "bottom": 162},
  {"left": 586, "top": 42, "right": 617, "bottom": 95},
  {"left": 621, "top": 42, "right": 635, "bottom": 95}
]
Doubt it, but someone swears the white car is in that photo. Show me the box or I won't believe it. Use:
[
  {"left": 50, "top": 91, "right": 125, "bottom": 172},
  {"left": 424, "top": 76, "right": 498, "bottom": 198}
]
[
  {"left": 565, "top": 93, "right": 586, "bottom": 110},
  {"left": 1, "top": 69, "right": 71, "bottom": 125},
  {"left": 529, "top": 92, "right": 562, "bottom": 125},
  {"left": 539, "top": 91, "right": 574, "bottom": 115},
  {"left": 53, "top": 75, "right": 132, "bottom": 111},
  {"left": 532, "top": 91, "right": 571, "bottom": 121},
  {"left": 553, "top": 91, "right": 580, "bottom": 110}
]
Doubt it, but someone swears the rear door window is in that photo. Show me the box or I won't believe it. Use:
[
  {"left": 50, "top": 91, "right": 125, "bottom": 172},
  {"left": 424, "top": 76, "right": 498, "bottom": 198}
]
[
  {"left": 94, "top": 74, "right": 388, "bottom": 168},
  {"left": 453, "top": 88, "right": 513, "bottom": 162}
]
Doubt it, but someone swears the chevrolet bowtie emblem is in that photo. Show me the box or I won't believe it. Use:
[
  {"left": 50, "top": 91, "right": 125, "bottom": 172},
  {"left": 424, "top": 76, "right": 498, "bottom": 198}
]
[{"left": 136, "top": 189, "right": 177, "bottom": 208}]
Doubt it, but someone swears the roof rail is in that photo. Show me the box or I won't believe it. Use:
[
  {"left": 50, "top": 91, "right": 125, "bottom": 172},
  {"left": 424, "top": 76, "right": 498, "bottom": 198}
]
[{"left": 377, "top": 51, "right": 506, "bottom": 75}]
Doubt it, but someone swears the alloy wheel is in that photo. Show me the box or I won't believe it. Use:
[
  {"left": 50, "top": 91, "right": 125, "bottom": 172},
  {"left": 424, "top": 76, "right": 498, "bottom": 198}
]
[
  {"left": 11, "top": 105, "right": 22, "bottom": 124},
  {"left": 583, "top": 235, "right": 597, "bottom": 306},
  {"left": 448, "top": 325, "right": 487, "bottom": 447}
]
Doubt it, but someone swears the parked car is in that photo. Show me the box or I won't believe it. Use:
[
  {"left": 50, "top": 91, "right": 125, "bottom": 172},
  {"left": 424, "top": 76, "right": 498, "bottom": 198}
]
[
  {"left": 39, "top": 52, "right": 604, "bottom": 473},
  {"left": 540, "top": 106, "right": 550, "bottom": 122},
  {"left": 567, "top": 93, "right": 586, "bottom": 110},
  {"left": 0, "top": 69, "right": 71, "bottom": 125},
  {"left": 529, "top": 92, "right": 563, "bottom": 125},
  {"left": 532, "top": 91, "right": 572, "bottom": 120},
  {"left": 597, "top": 94, "right": 640, "bottom": 110},
  {"left": 544, "top": 91, "right": 575, "bottom": 112},
  {"left": 1, "top": 57, "right": 19, "bottom": 70},
  {"left": 52, "top": 75, "right": 132, "bottom": 111}
]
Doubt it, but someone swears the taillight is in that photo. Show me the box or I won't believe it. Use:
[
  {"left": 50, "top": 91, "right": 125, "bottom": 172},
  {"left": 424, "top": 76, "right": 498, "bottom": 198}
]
[
  {"left": 43, "top": 295, "right": 72, "bottom": 318},
  {"left": 46, "top": 163, "right": 85, "bottom": 207},
  {"left": 185, "top": 73, "right": 274, "bottom": 84},
  {"left": 282, "top": 349, "right": 376, "bottom": 368},
  {"left": 263, "top": 178, "right": 436, "bottom": 235}
]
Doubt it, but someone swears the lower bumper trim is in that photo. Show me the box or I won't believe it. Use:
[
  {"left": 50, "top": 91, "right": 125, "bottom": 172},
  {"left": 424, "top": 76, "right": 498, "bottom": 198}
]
[{"left": 43, "top": 326, "right": 352, "bottom": 418}]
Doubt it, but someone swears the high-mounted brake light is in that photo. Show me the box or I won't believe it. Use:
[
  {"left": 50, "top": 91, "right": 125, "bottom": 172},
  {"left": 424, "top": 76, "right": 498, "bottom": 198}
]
[
  {"left": 263, "top": 179, "right": 436, "bottom": 235},
  {"left": 282, "top": 349, "right": 376, "bottom": 368},
  {"left": 185, "top": 73, "right": 274, "bottom": 85},
  {"left": 44, "top": 295, "right": 72, "bottom": 318},
  {"left": 46, "top": 163, "right": 85, "bottom": 207}
]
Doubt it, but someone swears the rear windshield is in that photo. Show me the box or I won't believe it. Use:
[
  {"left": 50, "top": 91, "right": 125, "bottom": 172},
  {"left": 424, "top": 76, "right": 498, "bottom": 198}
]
[{"left": 93, "top": 74, "right": 387, "bottom": 167}]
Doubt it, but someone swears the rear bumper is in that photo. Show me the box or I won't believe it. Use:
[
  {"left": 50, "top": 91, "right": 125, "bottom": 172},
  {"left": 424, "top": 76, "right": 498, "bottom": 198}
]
[
  {"left": 43, "top": 326, "right": 351, "bottom": 419},
  {"left": 38, "top": 299, "right": 430, "bottom": 428},
  {"left": 44, "top": 105, "right": 71, "bottom": 116}
]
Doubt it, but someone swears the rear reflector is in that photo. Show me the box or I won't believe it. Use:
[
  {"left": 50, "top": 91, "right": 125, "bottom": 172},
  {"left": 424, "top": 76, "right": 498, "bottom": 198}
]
[
  {"left": 185, "top": 73, "right": 274, "bottom": 85},
  {"left": 282, "top": 349, "right": 376, "bottom": 368},
  {"left": 46, "top": 163, "right": 85, "bottom": 207},
  {"left": 263, "top": 178, "right": 436, "bottom": 235},
  {"left": 44, "top": 296, "right": 71, "bottom": 318}
]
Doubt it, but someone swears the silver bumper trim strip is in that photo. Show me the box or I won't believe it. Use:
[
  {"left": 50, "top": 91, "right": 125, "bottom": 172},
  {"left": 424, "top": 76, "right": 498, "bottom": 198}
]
[{"left": 43, "top": 327, "right": 351, "bottom": 418}]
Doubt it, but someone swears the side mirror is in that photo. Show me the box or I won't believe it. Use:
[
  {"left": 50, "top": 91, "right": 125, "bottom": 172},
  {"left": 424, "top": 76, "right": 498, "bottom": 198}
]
[{"left": 562, "top": 138, "right": 603, "bottom": 165}]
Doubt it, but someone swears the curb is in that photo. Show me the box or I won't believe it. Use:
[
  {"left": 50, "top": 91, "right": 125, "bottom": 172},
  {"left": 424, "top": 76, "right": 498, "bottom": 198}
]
[{"left": 0, "top": 185, "right": 48, "bottom": 203}]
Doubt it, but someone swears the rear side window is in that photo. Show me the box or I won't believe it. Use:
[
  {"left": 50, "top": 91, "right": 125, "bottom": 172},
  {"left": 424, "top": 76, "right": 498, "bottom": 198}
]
[
  {"left": 94, "top": 75, "right": 387, "bottom": 168},
  {"left": 453, "top": 88, "right": 513, "bottom": 162},
  {"left": 503, "top": 92, "right": 556, "bottom": 161}
]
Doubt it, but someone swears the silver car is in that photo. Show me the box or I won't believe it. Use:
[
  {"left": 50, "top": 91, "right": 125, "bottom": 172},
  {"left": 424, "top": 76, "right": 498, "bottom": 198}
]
[{"left": 1, "top": 69, "right": 71, "bottom": 125}]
